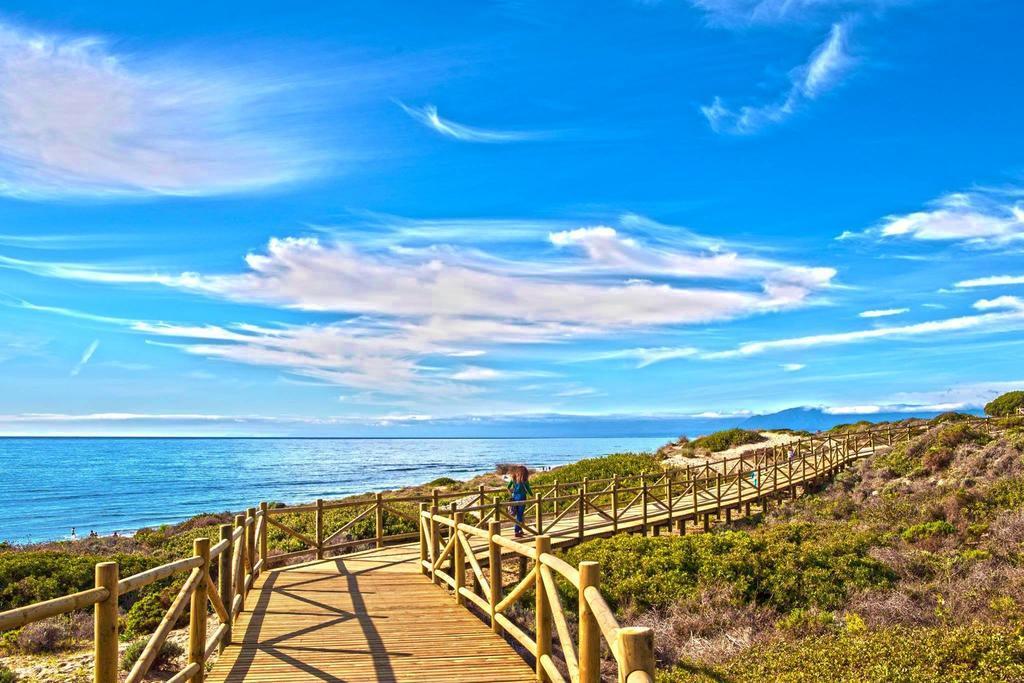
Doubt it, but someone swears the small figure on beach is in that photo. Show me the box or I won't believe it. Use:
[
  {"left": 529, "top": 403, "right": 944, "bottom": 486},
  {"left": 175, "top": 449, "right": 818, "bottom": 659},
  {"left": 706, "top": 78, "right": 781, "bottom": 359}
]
[
  {"left": 70, "top": 527, "right": 77, "bottom": 540},
  {"left": 787, "top": 447, "right": 795, "bottom": 461},
  {"left": 504, "top": 465, "right": 533, "bottom": 538}
]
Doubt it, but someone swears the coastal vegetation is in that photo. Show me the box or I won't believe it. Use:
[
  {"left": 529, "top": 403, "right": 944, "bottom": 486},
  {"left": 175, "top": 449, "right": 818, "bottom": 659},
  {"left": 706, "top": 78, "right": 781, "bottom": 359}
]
[{"left": 559, "top": 418, "right": 1024, "bottom": 681}]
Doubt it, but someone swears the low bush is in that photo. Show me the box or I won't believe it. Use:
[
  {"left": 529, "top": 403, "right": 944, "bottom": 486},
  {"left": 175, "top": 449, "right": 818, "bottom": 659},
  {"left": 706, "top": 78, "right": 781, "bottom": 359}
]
[
  {"left": 985, "top": 391, "right": 1024, "bottom": 418},
  {"left": 692, "top": 429, "right": 767, "bottom": 453},
  {"left": 121, "top": 638, "right": 184, "bottom": 672},
  {"left": 0, "top": 663, "right": 17, "bottom": 683},
  {"left": 426, "top": 476, "right": 460, "bottom": 487},
  {"left": 564, "top": 522, "right": 894, "bottom": 614},
  {"left": 13, "top": 614, "right": 88, "bottom": 653},
  {"left": 901, "top": 520, "right": 956, "bottom": 543},
  {"left": 531, "top": 453, "right": 661, "bottom": 488},
  {"left": 0, "top": 551, "right": 157, "bottom": 612},
  {"left": 661, "top": 624, "right": 1024, "bottom": 682}
]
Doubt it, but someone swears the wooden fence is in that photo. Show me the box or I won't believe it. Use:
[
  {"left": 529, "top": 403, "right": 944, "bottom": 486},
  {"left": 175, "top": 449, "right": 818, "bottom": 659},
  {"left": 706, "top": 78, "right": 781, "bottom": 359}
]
[{"left": 0, "top": 416, "right": 1008, "bottom": 682}]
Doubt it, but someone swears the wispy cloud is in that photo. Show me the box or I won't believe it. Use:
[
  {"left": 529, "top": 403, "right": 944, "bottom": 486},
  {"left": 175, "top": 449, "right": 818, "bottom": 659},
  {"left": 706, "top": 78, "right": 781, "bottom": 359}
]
[
  {"left": 3, "top": 217, "right": 835, "bottom": 394},
  {"left": 572, "top": 346, "right": 701, "bottom": 368},
  {"left": 859, "top": 307, "right": 909, "bottom": 318},
  {"left": 0, "top": 20, "right": 328, "bottom": 199},
  {"left": 70, "top": 340, "right": 99, "bottom": 376},
  {"left": 701, "top": 22, "right": 853, "bottom": 134},
  {"left": 955, "top": 274, "right": 1024, "bottom": 289},
  {"left": 704, "top": 296, "right": 1024, "bottom": 359},
  {"left": 841, "top": 189, "right": 1024, "bottom": 246},
  {"left": 398, "top": 102, "right": 545, "bottom": 143},
  {"left": 781, "top": 363, "right": 805, "bottom": 371},
  {"left": 688, "top": 0, "right": 904, "bottom": 26}
]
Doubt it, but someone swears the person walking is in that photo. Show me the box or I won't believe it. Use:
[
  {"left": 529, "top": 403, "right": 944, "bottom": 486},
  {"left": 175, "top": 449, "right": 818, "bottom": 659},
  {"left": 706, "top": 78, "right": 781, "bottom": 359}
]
[{"left": 506, "top": 465, "right": 533, "bottom": 538}]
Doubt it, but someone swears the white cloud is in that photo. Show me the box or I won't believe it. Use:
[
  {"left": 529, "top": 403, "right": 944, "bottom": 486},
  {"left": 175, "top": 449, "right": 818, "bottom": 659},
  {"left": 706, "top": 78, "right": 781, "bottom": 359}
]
[
  {"left": 847, "top": 190, "right": 1024, "bottom": 246},
  {"left": 548, "top": 225, "right": 835, "bottom": 288},
  {"left": 0, "top": 21, "right": 324, "bottom": 199},
  {"left": 574, "top": 346, "right": 701, "bottom": 368},
  {"left": 5, "top": 220, "right": 835, "bottom": 394},
  {"left": 555, "top": 387, "right": 600, "bottom": 398},
  {"left": 688, "top": 0, "right": 903, "bottom": 25},
  {"left": 955, "top": 274, "right": 1024, "bottom": 289},
  {"left": 822, "top": 404, "right": 881, "bottom": 415},
  {"left": 781, "top": 363, "right": 806, "bottom": 371},
  {"left": 451, "top": 366, "right": 504, "bottom": 381},
  {"left": 859, "top": 307, "right": 909, "bottom": 318},
  {"left": 70, "top": 340, "right": 99, "bottom": 376},
  {"left": 701, "top": 22, "right": 853, "bottom": 135},
  {"left": 398, "top": 102, "right": 544, "bottom": 143},
  {"left": 704, "top": 296, "right": 1024, "bottom": 359}
]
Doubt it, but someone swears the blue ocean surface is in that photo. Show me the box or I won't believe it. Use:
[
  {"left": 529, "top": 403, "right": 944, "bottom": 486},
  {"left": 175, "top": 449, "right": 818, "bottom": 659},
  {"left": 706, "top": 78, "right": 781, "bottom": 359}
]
[{"left": 1, "top": 436, "right": 668, "bottom": 543}]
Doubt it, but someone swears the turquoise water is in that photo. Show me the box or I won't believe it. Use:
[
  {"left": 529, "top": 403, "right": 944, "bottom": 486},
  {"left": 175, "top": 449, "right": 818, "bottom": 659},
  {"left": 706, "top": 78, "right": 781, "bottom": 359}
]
[{"left": 1, "top": 436, "right": 667, "bottom": 543}]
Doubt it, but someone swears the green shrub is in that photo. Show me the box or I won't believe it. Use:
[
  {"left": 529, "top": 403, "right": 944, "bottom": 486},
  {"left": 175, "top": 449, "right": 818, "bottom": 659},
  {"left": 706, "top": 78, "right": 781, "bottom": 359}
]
[
  {"left": 564, "top": 522, "right": 893, "bottom": 613},
  {"left": 776, "top": 608, "right": 837, "bottom": 637},
  {"left": 901, "top": 520, "right": 956, "bottom": 543},
  {"left": 0, "top": 551, "right": 158, "bottom": 612},
  {"left": 122, "top": 589, "right": 188, "bottom": 639},
  {"left": 980, "top": 477, "right": 1024, "bottom": 512},
  {"left": 426, "top": 476, "right": 460, "bottom": 487},
  {"left": 931, "top": 412, "right": 976, "bottom": 425},
  {"left": 692, "top": 429, "right": 767, "bottom": 452},
  {"left": 531, "top": 453, "right": 662, "bottom": 488},
  {"left": 121, "top": 638, "right": 184, "bottom": 672},
  {"left": 876, "top": 442, "right": 919, "bottom": 477},
  {"left": 0, "top": 663, "right": 17, "bottom": 683},
  {"left": 661, "top": 625, "right": 1024, "bottom": 682},
  {"left": 985, "top": 391, "right": 1024, "bottom": 418}
]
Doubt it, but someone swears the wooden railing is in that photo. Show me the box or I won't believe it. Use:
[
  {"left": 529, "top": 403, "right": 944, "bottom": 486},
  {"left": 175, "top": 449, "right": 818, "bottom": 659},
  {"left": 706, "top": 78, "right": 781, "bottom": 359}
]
[
  {"left": 0, "top": 506, "right": 266, "bottom": 683},
  {"left": 419, "top": 510, "right": 655, "bottom": 683}
]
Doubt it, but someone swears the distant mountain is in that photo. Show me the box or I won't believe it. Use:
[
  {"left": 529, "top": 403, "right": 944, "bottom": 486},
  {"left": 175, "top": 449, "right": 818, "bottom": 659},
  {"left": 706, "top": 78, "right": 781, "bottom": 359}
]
[{"left": 738, "top": 406, "right": 982, "bottom": 432}]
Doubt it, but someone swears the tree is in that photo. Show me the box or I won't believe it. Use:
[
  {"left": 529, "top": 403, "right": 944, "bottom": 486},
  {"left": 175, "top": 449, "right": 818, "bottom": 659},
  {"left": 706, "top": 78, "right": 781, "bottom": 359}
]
[{"left": 984, "top": 391, "right": 1024, "bottom": 417}]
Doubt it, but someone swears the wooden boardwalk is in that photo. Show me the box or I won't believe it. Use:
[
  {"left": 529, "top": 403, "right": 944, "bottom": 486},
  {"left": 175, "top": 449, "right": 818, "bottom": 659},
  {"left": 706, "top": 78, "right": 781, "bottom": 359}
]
[
  {"left": 207, "top": 449, "right": 854, "bottom": 682},
  {"left": 207, "top": 544, "right": 536, "bottom": 682}
]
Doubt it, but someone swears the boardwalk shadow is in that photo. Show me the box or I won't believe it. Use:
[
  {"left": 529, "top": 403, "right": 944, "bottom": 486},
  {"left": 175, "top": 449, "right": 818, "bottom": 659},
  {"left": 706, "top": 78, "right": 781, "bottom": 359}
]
[{"left": 219, "top": 559, "right": 414, "bottom": 682}]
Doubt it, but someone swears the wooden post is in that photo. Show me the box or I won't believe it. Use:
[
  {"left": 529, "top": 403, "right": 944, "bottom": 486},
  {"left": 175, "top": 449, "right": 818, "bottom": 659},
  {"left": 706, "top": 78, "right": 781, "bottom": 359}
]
[
  {"left": 612, "top": 475, "right": 620, "bottom": 532},
  {"left": 258, "top": 502, "right": 269, "bottom": 571},
  {"left": 553, "top": 480, "right": 560, "bottom": 516},
  {"left": 189, "top": 537, "right": 210, "bottom": 683},
  {"left": 429, "top": 505, "right": 440, "bottom": 585},
  {"left": 93, "top": 561, "right": 119, "bottom": 683},
  {"left": 640, "top": 474, "right": 649, "bottom": 535},
  {"left": 418, "top": 503, "right": 429, "bottom": 576},
  {"left": 245, "top": 507, "right": 256, "bottom": 577},
  {"left": 448, "top": 503, "right": 457, "bottom": 580},
  {"left": 453, "top": 512, "right": 466, "bottom": 605},
  {"left": 488, "top": 521, "right": 502, "bottom": 634},
  {"left": 667, "top": 473, "right": 674, "bottom": 520},
  {"left": 234, "top": 514, "right": 246, "bottom": 610},
  {"left": 715, "top": 473, "right": 722, "bottom": 520},
  {"left": 725, "top": 506, "right": 732, "bottom": 524},
  {"left": 432, "top": 487, "right": 440, "bottom": 510},
  {"left": 617, "top": 627, "right": 655, "bottom": 683},
  {"left": 375, "top": 493, "right": 384, "bottom": 548},
  {"left": 535, "top": 535, "right": 552, "bottom": 681},
  {"left": 535, "top": 493, "right": 544, "bottom": 535},
  {"left": 218, "top": 525, "right": 233, "bottom": 649},
  {"left": 703, "top": 513, "right": 710, "bottom": 532},
  {"left": 578, "top": 561, "right": 600, "bottom": 683},
  {"left": 577, "top": 486, "right": 585, "bottom": 540},
  {"left": 315, "top": 499, "right": 324, "bottom": 560}
]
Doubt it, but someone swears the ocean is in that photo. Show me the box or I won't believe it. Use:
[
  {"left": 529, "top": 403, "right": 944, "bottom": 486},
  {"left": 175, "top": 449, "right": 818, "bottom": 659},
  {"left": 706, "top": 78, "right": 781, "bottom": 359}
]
[{"left": 1, "top": 436, "right": 668, "bottom": 543}]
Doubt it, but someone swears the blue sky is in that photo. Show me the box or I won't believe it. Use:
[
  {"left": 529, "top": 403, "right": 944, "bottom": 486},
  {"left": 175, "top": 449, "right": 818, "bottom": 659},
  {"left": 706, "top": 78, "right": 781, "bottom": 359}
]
[{"left": 0, "top": 0, "right": 1022, "bottom": 435}]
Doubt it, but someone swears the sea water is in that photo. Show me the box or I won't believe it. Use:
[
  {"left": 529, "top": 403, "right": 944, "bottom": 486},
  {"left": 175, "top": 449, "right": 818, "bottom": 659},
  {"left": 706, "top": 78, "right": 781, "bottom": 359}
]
[{"left": 0, "top": 436, "right": 667, "bottom": 543}]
